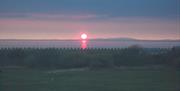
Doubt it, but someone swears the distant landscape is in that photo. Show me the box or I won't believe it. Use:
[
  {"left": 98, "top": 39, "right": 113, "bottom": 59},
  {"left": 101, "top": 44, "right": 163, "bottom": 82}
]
[{"left": 0, "top": 38, "right": 180, "bottom": 48}]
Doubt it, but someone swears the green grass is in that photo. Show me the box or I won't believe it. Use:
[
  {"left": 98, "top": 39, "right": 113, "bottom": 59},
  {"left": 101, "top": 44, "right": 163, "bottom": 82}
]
[{"left": 1, "top": 68, "right": 180, "bottom": 91}]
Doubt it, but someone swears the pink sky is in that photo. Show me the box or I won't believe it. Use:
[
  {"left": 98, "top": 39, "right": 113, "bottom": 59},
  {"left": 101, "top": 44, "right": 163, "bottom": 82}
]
[{"left": 0, "top": 14, "right": 179, "bottom": 40}]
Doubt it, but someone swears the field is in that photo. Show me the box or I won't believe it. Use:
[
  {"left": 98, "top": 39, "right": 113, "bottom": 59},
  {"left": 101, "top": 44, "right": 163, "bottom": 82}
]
[{"left": 1, "top": 68, "right": 180, "bottom": 91}]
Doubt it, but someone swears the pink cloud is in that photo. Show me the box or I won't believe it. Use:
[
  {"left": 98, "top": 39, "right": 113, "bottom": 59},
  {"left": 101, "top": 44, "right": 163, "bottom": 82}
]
[{"left": 0, "top": 12, "right": 107, "bottom": 20}]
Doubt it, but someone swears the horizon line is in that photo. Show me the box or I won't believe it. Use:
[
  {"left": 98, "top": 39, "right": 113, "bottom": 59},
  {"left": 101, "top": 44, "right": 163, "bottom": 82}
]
[{"left": 0, "top": 38, "right": 180, "bottom": 41}]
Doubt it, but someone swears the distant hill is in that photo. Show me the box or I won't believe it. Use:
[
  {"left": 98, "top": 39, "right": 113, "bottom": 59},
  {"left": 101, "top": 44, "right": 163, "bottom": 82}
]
[
  {"left": 90, "top": 38, "right": 180, "bottom": 42},
  {"left": 90, "top": 38, "right": 137, "bottom": 41}
]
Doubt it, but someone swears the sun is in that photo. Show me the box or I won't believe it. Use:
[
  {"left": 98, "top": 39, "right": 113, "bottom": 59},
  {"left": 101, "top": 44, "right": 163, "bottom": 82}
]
[{"left": 81, "top": 33, "right": 87, "bottom": 39}]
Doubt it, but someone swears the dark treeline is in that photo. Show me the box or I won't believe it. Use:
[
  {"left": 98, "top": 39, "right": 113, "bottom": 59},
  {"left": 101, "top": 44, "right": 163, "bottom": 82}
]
[{"left": 0, "top": 46, "right": 180, "bottom": 69}]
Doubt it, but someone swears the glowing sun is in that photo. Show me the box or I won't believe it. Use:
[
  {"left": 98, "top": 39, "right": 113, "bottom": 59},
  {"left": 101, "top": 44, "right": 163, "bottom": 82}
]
[{"left": 81, "top": 33, "right": 87, "bottom": 39}]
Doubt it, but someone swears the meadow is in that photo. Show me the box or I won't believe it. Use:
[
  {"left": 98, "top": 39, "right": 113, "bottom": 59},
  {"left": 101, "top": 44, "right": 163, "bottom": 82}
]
[{"left": 1, "top": 68, "right": 180, "bottom": 91}]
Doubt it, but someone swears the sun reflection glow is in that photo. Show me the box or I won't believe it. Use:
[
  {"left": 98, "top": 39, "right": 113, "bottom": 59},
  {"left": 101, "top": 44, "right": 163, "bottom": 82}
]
[{"left": 81, "top": 40, "right": 87, "bottom": 49}]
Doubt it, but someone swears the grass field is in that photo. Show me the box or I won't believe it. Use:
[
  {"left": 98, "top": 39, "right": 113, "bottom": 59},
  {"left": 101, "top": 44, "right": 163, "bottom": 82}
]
[{"left": 1, "top": 68, "right": 180, "bottom": 91}]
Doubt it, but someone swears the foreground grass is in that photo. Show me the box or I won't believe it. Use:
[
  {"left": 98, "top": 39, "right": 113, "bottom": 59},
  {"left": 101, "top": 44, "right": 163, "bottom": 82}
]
[{"left": 0, "top": 68, "right": 180, "bottom": 91}]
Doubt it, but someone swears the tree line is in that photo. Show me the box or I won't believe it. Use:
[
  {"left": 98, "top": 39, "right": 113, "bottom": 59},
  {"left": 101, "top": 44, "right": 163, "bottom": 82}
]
[{"left": 0, "top": 46, "right": 179, "bottom": 69}]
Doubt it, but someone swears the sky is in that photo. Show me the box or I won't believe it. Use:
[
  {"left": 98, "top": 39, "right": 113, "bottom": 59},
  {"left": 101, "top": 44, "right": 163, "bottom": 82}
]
[{"left": 0, "top": 0, "right": 179, "bottom": 40}]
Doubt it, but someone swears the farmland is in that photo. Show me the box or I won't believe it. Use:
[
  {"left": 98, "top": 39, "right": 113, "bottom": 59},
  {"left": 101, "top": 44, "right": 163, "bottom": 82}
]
[{"left": 1, "top": 68, "right": 180, "bottom": 91}]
